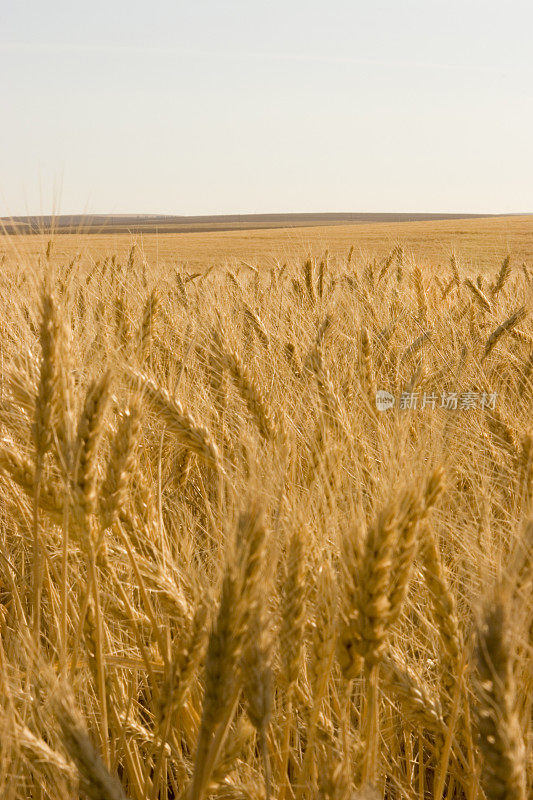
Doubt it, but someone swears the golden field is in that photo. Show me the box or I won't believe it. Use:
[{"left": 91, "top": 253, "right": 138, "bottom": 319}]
[
  {"left": 0, "top": 220, "right": 530, "bottom": 800},
  {"left": 2, "top": 214, "right": 533, "bottom": 271}
]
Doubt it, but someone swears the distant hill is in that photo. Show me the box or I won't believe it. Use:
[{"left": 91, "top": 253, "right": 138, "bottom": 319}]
[{"left": 0, "top": 212, "right": 499, "bottom": 236}]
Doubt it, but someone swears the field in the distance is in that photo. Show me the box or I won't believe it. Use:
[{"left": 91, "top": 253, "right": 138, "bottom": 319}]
[
  {"left": 2, "top": 214, "right": 533, "bottom": 271},
  {"left": 0, "top": 211, "right": 498, "bottom": 236}
]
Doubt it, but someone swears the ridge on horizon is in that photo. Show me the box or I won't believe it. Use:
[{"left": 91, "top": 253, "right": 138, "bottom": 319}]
[{"left": 0, "top": 210, "right": 510, "bottom": 236}]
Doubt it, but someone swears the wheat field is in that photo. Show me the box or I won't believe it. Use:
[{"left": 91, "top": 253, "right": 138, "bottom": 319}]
[
  {"left": 0, "top": 231, "right": 530, "bottom": 800},
  {"left": 3, "top": 214, "right": 533, "bottom": 271}
]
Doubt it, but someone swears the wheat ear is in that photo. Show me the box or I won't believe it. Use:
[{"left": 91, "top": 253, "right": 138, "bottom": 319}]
[
  {"left": 130, "top": 370, "right": 222, "bottom": 471},
  {"left": 52, "top": 690, "right": 129, "bottom": 800},
  {"left": 474, "top": 595, "right": 526, "bottom": 800},
  {"left": 483, "top": 307, "right": 527, "bottom": 360},
  {"left": 32, "top": 285, "right": 60, "bottom": 647}
]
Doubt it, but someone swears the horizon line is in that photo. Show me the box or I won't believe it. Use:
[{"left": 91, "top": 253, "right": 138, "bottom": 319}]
[{"left": 2, "top": 210, "right": 525, "bottom": 223}]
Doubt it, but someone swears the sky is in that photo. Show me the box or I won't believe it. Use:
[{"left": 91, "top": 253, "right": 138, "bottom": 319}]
[{"left": 1, "top": 0, "right": 532, "bottom": 216}]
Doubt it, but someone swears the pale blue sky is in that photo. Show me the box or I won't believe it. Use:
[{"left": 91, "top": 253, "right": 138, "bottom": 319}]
[{"left": 1, "top": 0, "right": 532, "bottom": 216}]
